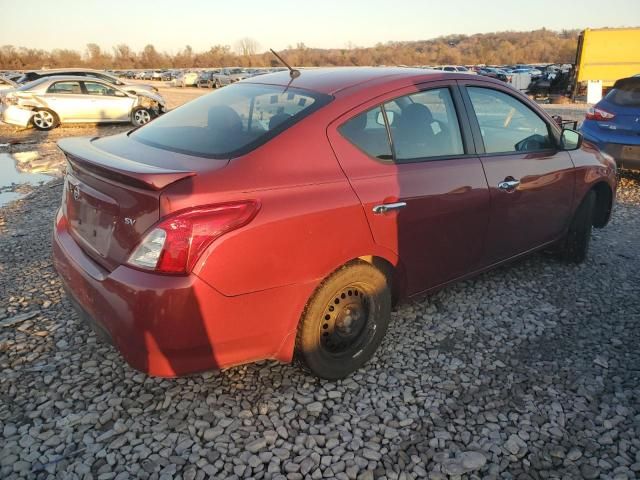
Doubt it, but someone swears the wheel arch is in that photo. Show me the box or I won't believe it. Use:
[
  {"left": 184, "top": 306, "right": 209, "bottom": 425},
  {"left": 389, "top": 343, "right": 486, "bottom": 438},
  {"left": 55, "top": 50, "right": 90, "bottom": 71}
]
[
  {"left": 273, "top": 253, "right": 405, "bottom": 364},
  {"left": 590, "top": 181, "right": 614, "bottom": 228}
]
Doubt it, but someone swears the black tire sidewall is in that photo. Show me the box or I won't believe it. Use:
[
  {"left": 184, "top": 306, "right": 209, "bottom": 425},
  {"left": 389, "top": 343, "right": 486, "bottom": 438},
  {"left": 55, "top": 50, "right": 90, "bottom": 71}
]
[
  {"left": 564, "top": 190, "right": 596, "bottom": 263},
  {"left": 296, "top": 262, "right": 391, "bottom": 379}
]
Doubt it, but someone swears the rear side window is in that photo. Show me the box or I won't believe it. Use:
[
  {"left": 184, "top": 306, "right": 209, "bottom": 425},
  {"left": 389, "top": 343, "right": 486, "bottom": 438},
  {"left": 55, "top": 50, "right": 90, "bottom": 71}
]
[
  {"left": 339, "top": 107, "right": 393, "bottom": 161},
  {"left": 340, "top": 88, "right": 464, "bottom": 163},
  {"left": 132, "top": 83, "right": 331, "bottom": 158},
  {"left": 467, "top": 87, "right": 553, "bottom": 154},
  {"left": 47, "top": 81, "right": 82, "bottom": 94},
  {"left": 387, "top": 88, "right": 464, "bottom": 161},
  {"left": 606, "top": 79, "right": 640, "bottom": 107}
]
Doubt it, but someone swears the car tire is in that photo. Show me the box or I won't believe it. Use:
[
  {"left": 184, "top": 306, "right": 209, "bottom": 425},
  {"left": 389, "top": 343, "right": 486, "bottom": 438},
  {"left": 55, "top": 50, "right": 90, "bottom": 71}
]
[
  {"left": 559, "top": 190, "right": 596, "bottom": 263},
  {"left": 131, "top": 107, "right": 152, "bottom": 127},
  {"left": 31, "top": 108, "right": 59, "bottom": 131},
  {"left": 214, "top": 80, "right": 221, "bottom": 89},
  {"left": 295, "top": 261, "right": 391, "bottom": 379}
]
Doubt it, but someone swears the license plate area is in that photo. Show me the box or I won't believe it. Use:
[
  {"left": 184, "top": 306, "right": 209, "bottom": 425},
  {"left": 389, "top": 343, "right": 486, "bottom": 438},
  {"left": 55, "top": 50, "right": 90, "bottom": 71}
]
[
  {"left": 621, "top": 145, "right": 640, "bottom": 161},
  {"left": 65, "top": 174, "right": 118, "bottom": 259}
]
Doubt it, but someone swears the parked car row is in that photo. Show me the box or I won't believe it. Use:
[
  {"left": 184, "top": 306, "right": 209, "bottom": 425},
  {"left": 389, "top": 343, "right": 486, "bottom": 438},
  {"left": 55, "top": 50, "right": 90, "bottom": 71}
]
[
  {"left": 1, "top": 68, "right": 167, "bottom": 130},
  {"left": 111, "top": 67, "right": 288, "bottom": 88}
]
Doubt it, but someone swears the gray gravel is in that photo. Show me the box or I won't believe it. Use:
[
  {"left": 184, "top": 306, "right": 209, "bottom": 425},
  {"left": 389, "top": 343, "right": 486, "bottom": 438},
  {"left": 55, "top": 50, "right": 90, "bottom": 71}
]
[{"left": 1, "top": 172, "right": 639, "bottom": 480}]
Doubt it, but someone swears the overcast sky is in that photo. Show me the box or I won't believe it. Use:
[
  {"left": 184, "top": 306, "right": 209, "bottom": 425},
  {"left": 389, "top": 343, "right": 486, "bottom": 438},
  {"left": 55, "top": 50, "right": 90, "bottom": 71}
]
[{"left": 2, "top": 0, "right": 639, "bottom": 53}]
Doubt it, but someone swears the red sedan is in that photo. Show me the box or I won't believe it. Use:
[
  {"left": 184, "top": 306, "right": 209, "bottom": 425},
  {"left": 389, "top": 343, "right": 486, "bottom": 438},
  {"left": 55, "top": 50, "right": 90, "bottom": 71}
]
[{"left": 53, "top": 68, "right": 616, "bottom": 379}]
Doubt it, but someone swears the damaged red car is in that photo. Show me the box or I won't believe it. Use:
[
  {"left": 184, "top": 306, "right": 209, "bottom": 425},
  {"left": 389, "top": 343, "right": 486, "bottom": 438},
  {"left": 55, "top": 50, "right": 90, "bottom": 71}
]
[{"left": 53, "top": 68, "right": 616, "bottom": 379}]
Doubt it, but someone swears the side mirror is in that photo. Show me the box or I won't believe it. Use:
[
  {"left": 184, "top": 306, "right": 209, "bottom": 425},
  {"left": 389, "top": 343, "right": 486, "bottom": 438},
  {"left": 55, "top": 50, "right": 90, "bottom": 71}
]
[{"left": 560, "top": 128, "right": 582, "bottom": 151}]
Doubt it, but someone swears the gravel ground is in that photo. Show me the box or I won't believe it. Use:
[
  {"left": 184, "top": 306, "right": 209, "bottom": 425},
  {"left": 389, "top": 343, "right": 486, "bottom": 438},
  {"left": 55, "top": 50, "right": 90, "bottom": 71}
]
[
  {"left": 1, "top": 166, "right": 639, "bottom": 480},
  {"left": 0, "top": 87, "right": 637, "bottom": 480}
]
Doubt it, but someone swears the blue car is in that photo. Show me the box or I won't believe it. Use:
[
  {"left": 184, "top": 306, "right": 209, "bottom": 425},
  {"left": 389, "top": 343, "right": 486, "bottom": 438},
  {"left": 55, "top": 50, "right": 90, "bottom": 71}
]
[{"left": 580, "top": 77, "right": 640, "bottom": 170}]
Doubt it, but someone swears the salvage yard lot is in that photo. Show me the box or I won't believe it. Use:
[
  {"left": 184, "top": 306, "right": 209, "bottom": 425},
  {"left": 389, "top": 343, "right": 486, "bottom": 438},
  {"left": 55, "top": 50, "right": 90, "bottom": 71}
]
[{"left": 1, "top": 84, "right": 639, "bottom": 479}]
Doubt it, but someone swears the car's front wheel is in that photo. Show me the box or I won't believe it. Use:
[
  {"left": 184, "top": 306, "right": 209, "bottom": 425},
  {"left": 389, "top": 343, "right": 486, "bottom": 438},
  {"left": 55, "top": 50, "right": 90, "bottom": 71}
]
[
  {"left": 559, "top": 190, "right": 596, "bottom": 263},
  {"left": 295, "top": 261, "right": 391, "bottom": 379},
  {"left": 31, "top": 109, "right": 59, "bottom": 131},
  {"left": 131, "top": 107, "right": 152, "bottom": 127}
]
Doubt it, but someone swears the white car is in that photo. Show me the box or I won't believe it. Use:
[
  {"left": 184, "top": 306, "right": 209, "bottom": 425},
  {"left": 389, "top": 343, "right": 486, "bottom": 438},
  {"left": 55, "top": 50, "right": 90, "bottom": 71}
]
[
  {"left": 0, "top": 76, "right": 17, "bottom": 92},
  {"left": 1, "top": 75, "right": 166, "bottom": 130},
  {"left": 17, "top": 69, "right": 159, "bottom": 96},
  {"left": 170, "top": 72, "right": 199, "bottom": 87}
]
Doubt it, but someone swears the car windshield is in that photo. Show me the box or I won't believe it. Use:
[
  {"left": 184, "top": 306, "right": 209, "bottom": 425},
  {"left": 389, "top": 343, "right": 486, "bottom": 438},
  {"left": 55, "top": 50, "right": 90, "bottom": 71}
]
[
  {"left": 606, "top": 78, "right": 640, "bottom": 107},
  {"left": 132, "top": 83, "right": 332, "bottom": 158}
]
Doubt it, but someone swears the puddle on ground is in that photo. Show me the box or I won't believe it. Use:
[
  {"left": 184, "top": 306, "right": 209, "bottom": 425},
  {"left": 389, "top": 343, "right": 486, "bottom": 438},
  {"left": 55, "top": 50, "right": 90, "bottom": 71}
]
[{"left": 0, "top": 151, "right": 64, "bottom": 207}]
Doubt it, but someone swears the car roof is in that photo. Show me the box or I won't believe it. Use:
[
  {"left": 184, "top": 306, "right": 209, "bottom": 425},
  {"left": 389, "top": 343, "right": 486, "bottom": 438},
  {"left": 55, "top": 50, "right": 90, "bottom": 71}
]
[
  {"left": 243, "top": 67, "right": 480, "bottom": 95},
  {"left": 36, "top": 75, "right": 115, "bottom": 83},
  {"left": 20, "top": 75, "right": 120, "bottom": 90},
  {"left": 28, "top": 68, "right": 109, "bottom": 74}
]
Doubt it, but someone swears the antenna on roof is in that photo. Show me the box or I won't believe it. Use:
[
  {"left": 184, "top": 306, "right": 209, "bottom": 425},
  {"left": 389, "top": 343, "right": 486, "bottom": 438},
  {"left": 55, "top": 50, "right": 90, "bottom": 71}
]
[{"left": 270, "top": 49, "right": 301, "bottom": 79}]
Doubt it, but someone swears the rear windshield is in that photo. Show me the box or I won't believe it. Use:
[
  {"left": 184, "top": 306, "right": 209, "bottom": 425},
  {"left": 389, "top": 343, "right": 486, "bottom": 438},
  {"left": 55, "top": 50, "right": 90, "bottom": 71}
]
[
  {"left": 132, "top": 83, "right": 331, "bottom": 158},
  {"left": 17, "top": 77, "right": 49, "bottom": 91},
  {"left": 606, "top": 79, "right": 640, "bottom": 107}
]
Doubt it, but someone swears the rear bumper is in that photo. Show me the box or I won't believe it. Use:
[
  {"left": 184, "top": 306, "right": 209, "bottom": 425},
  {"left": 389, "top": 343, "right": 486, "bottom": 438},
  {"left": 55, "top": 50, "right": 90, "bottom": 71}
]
[
  {"left": 53, "top": 210, "right": 311, "bottom": 377},
  {"left": 581, "top": 124, "right": 640, "bottom": 170}
]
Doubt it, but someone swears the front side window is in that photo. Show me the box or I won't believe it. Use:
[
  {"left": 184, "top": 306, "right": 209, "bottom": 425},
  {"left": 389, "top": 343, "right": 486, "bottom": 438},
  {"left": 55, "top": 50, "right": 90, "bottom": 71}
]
[
  {"left": 84, "top": 81, "right": 119, "bottom": 96},
  {"left": 467, "top": 87, "right": 553, "bottom": 154},
  {"left": 132, "top": 83, "right": 331, "bottom": 158},
  {"left": 47, "top": 81, "right": 82, "bottom": 94}
]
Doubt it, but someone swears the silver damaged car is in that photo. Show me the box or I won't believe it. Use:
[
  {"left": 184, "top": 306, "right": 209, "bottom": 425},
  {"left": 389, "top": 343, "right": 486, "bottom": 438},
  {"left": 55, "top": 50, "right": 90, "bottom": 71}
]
[{"left": 1, "top": 76, "right": 166, "bottom": 130}]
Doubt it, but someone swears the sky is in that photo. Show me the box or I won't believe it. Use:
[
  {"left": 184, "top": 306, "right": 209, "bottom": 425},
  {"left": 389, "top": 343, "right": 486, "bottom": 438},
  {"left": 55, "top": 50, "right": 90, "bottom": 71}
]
[{"left": 1, "top": 0, "right": 639, "bottom": 53}]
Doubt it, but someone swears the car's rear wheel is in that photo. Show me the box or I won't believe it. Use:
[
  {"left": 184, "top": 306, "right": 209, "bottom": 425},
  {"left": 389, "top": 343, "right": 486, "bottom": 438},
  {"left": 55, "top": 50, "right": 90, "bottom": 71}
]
[
  {"left": 295, "top": 261, "right": 391, "bottom": 379},
  {"left": 214, "top": 79, "right": 221, "bottom": 89},
  {"left": 559, "top": 190, "right": 596, "bottom": 263},
  {"left": 131, "top": 107, "right": 152, "bottom": 127},
  {"left": 31, "top": 109, "right": 59, "bottom": 131}
]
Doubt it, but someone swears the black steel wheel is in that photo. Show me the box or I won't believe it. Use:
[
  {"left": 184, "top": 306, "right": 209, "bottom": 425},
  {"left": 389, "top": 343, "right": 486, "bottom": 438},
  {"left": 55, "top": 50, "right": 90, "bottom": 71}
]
[
  {"left": 295, "top": 261, "right": 391, "bottom": 379},
  {"left": 319, "top": 285, "right": 371, "bottom": 356}
]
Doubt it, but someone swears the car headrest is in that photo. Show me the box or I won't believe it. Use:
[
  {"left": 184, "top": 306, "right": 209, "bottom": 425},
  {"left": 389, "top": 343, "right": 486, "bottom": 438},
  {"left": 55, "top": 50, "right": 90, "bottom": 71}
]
[
  {"left": 207, "top": 105, "right": 242, "bottom": 134},
  {"left": 342, "top": 112, "right": 367, "bottom": 137},
  {"left": 269, "top": 112, "right": 291, "bottom": 130},
  {"left": 399, "top": 103, "right": 433, "bottom": 127}
]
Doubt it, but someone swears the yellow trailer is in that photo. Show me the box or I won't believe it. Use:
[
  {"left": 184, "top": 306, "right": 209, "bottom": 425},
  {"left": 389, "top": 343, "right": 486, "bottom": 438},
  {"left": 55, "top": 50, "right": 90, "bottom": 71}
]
[{"left": 573, "top": 27, "right": 640, "bottom": 102}]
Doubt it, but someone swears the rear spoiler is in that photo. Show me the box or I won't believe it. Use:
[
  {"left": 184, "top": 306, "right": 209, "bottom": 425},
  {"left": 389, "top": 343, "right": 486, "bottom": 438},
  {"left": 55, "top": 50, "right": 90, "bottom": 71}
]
[{"left": 58, "top": 137, "right": 195, "bottom": 190}]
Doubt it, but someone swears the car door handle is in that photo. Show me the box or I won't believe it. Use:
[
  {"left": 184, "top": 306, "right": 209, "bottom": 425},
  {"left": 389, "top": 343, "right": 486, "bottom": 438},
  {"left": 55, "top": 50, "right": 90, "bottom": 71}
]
[
  {"left": 497, "top": 178, "right": 520, "bottom": 192},
  {"left": 372, "top": 202, "right": 407, "bottom": 214}
]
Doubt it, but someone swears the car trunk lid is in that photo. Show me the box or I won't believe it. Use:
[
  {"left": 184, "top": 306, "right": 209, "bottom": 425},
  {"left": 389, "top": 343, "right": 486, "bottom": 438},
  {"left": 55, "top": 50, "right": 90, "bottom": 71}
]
[{"left": 58, "top": 136, "right": 227, "bottom": 271}]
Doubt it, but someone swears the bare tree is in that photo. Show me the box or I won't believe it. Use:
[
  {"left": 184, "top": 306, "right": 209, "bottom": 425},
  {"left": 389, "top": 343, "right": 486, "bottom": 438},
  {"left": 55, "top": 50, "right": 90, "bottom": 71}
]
[
  {"left": 0, "top": 30, "right": 581, "bottom": 70},
  {"left": 112, "top": 44, "right": 135, "bottom": 68},
  {"left": 235, "top": 37, "right": 260, "bottom": 57}
]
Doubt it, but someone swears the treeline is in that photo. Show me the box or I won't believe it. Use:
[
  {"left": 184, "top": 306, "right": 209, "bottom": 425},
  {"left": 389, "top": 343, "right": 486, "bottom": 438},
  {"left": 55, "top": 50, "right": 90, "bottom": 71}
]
[{"left": 0, "top": 29, "right": 579, "bottom": 70}]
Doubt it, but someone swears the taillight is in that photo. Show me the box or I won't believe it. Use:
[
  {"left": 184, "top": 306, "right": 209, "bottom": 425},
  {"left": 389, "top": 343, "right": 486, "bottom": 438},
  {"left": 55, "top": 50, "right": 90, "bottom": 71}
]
[
  {"left": 586, "top": 107, "right": 615, "bottom": 121},
  {"left": 127, "top": 200, "right": 259, "bottom": 275}
]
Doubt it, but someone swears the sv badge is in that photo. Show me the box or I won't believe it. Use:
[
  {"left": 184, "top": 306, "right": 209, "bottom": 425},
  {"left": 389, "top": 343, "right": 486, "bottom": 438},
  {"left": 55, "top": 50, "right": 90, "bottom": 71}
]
[{"left": 124, "top": 218, "right": 136, "bottom": 226}]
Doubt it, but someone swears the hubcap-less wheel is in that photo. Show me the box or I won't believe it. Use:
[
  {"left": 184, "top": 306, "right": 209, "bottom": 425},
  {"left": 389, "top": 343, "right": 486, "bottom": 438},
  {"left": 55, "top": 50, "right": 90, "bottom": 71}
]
[
  {"left": 295, "top": 262, "right": 391, "bottom": 379},
  {"left": 133, "top": 109, "right": 151, "bottom": 125},
  {"left": 33, "top": 111, "right": 55, "bottom": 129},
  {"left": 320, "top": 285, "right": 370, "bottom": 356}
]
